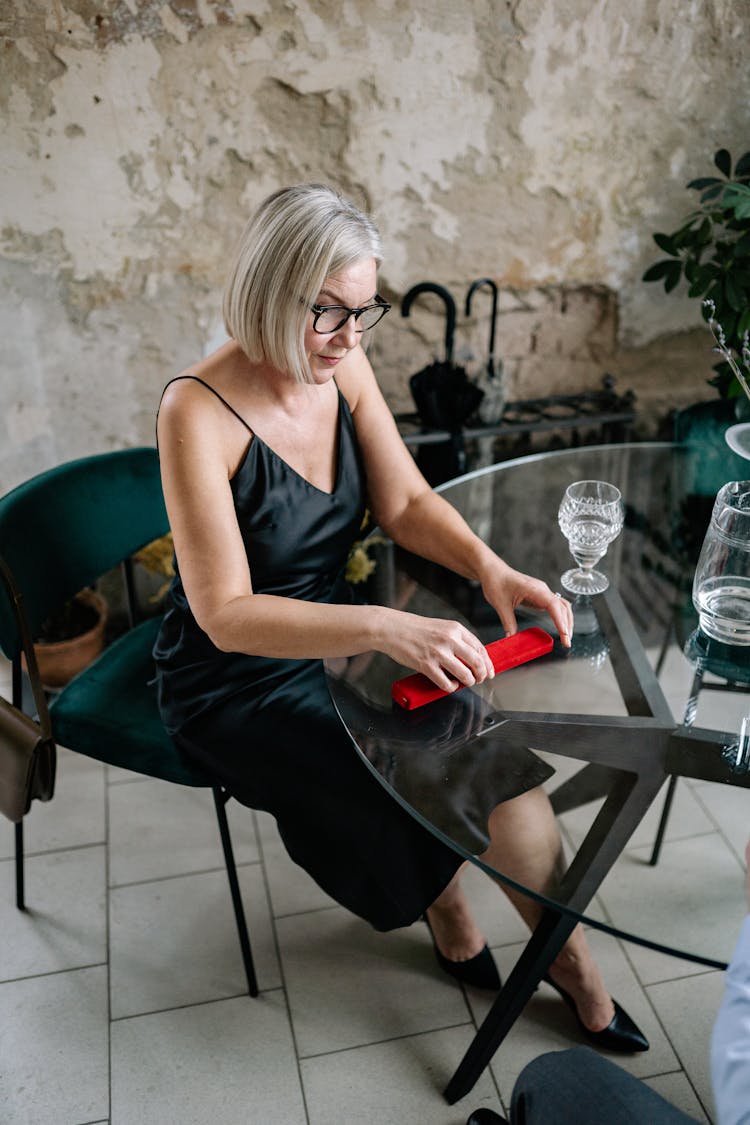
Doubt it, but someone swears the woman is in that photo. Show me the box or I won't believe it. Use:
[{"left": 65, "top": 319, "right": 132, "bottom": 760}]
[{"left": 154, "top": 183, "right": 646, "bottom": 1051}]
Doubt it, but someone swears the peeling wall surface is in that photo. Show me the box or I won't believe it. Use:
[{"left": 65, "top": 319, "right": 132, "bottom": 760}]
[{"left": 2, "top": 0, "right": 749, "bottom": 489}]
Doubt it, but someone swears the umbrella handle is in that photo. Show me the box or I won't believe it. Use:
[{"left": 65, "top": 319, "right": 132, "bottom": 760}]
[
  {"left": 465, "top": 278, "right": 498, "bottom": 378},
  {"left": 401, "top": 282, "right": 457, "bottom": 365}
]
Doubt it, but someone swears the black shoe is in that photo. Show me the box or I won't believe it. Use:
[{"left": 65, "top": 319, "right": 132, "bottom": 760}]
[
  {"left": 466, "top": 1110, "right": 509, "bottom": 1125},
  {"left": 434, "top": 942, "right": 502, "bottom": 990},
  {"left": 424, "top": 917, "right": 502, "bottom": 991},
  {"left": 543, "top": 974, "right": 649, "bottom": 1053}
]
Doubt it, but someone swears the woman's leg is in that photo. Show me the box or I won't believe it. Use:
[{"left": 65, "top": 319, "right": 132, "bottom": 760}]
[
  {"left": 425, "top": 863, "right": 486, "bottom": 961},
  {"left": 480, "top": 786, "right": 614, "bottom": 1031},
  {"left": 427, "top": 785, "right": 614, "bottom": 1032}
]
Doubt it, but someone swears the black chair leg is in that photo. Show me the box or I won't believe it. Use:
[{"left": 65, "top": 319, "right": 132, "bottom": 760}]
[
  {"left": 649, "top": 775, "right": 678, "bottom": 866},
  {"left": 15, "top": 819, "right": 25, "bottom": 910},
  {"left": 212, "top": 786, "right": 258, "bottom": 996}
]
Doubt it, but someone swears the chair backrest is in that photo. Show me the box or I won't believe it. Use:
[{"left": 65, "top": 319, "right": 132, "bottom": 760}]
[
  {"left": 0, "top": 447, "right": 168, "bottom": 659},
  {"left": 675, "top": 399, "right": 749, "bottom": 499}
]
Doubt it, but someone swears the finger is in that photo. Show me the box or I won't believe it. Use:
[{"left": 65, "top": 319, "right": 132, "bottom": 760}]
[
  {"left": 548, "top": 591, "right": 573, "bottom": 646},
  {"left": 425, "top": 664, "right": 461, "bottom": 693},
  {"left": 497, "top": 605, "right": 518, "bottom": 638},
  {"left": 455, "top": 635, "right": 495, "bottom": 681},
  {"left": 441, "top": 652, "right": 477, "bottom": 688}
]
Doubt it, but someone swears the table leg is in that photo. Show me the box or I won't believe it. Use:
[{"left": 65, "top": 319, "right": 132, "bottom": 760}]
[
  {"left": 444, "top": 906, "right": 576, "bottom": 1103},
  {"left": 444, "top": 755, "right": 666, "bottom": 1102}
]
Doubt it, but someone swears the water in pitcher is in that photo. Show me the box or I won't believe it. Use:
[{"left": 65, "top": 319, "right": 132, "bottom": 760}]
[
  {"left": 694, "top": 577, "right": 750, "bottom": 645},
  {"left": 692, "top": 482, "right": 750, "bottom": 647}
]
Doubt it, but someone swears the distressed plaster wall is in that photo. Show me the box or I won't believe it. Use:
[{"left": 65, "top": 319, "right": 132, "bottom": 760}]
[{"left": 2, "top": 0, "right": 749, "bottom": 490}]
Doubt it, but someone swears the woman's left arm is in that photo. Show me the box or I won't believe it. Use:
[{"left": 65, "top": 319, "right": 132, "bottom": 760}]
[{"left": 340, "top": 351, "right": 573, "bottom": 645}]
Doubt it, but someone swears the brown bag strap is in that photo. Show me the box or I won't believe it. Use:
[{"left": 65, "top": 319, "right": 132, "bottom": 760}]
[{"left": 0, "top": 553, "right": 53, "bottom": 740}]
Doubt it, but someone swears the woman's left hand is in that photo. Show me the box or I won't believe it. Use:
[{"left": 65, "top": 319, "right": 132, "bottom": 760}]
[{"left": 480, "top": 559, "right": 574, "bottom": 647}]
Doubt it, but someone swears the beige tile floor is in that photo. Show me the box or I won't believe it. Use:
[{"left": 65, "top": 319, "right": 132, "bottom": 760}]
[{"left": 0, "top": 648, "right": 748, "bottom": 1125}]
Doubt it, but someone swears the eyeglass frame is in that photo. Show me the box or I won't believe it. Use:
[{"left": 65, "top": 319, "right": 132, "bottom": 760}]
[{"left": 309, "top": 296, "right": 391, "bottom": 334}]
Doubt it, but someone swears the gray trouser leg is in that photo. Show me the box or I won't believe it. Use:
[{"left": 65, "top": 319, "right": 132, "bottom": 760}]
[{"left": 511, "top": 1047, "right": 700, "bottom": 1125}]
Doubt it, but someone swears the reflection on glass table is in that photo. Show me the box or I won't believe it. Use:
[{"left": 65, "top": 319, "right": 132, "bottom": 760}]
[{"left": 324, "top": 443, "right": 750, "bottom": 1101}]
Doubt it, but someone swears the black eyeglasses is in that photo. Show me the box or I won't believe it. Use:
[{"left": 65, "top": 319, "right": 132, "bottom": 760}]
[{"left": 310, "top": 296, "right": 391, "bottom": 334}]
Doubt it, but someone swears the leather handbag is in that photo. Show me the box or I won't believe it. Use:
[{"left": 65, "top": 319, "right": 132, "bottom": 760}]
[{"left": 0, "top": 554, "right": 56, "bottom": 823}]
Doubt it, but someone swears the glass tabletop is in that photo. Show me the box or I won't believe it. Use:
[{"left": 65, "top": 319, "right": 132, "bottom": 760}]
[{"left": 325, "top": 442, "right": 750, "bottom": 967}]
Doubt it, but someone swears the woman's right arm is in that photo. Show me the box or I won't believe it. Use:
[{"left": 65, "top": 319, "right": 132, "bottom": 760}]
[{"left": 157, "top": 381, "right": 494, "bottom": 693}]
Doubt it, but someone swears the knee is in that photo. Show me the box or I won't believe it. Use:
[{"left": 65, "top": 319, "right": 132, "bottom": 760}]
[
  {"left": 518, "top": 1045, "right": 593, "bottom": 1084},
  {"left": 512, "top": 1047, "right": 599, "bottom": 1122}
]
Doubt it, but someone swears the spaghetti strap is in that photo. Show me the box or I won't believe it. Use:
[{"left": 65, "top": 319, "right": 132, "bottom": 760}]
[{"left": 161, "top": 374, "right": 253, "bottom": 432}]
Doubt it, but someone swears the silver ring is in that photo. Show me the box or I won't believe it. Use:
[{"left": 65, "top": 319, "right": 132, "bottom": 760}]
[{"left": 554, "top": 592, "right": 562, "bottom": 599}]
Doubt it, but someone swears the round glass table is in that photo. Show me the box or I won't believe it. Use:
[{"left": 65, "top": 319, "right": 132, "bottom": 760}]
[{"left": 324, "top": 442, "right": 750, "bottom": 1101}]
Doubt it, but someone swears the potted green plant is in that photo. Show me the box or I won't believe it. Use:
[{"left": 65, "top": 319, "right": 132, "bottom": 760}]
[
  {"left": 26, "top": 588, "right": 108, "bottom": 689},
  {"left": 643, "top": 147, "right": 750, "bottom": 406}
]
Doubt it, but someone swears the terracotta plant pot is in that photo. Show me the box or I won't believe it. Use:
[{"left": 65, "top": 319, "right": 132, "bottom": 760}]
[{"left": 27, "top": 589, "right": 108, "bottom": 689}]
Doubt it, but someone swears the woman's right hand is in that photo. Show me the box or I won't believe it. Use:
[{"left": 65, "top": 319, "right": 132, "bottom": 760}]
[{"left": 380, "top": 610, "right": 495, "bottom": 693}]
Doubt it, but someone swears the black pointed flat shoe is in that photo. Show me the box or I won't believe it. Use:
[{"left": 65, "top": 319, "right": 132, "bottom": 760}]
[
  {"left": 543, "top": 975, "right": 649, "bottom": 1053},
  {"left": 424, "top": 916, "right": 502, "bottom": 991}
]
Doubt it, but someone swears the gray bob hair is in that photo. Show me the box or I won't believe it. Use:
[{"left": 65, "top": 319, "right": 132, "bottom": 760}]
[{"left": 222, "top": 183, "right": 382, "bottom": 383}]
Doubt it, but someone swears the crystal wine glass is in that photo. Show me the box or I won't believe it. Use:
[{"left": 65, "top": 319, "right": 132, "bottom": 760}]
[{"left": 557, "top": 480, "right": 624, "bottom": 595}]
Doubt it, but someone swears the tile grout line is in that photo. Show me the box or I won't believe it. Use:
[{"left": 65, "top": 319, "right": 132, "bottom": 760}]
[
  {"left": 109, "top": 985, "right": 285, "bottom": 1024},
  {"left": 294, "top": 1017, "right": 480, "bottom": 1061},
  {"left": 109, "top": 856, "right": 263, "bottom": 891},
  {"left": 0, "top": 961, "right": 108, "bottom": 987},
  {"left": 644, "top": 975, "right": 717, "bottom": 1123}
]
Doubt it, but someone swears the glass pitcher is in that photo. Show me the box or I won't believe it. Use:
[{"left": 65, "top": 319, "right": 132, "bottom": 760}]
[{"left": 692, "top": 480, "right": 750, "bottom": 646}]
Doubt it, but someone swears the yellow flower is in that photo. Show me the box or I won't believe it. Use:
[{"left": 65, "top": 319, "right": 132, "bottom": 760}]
[
  {"left": 134, "top": 532, "right": 175, "bottom": 578},
  {"left": 133, "top": 532, "right": 175, "bottom": 603},
  {"left": 345, "top": 544, "right": 377, "bottom": 584}
]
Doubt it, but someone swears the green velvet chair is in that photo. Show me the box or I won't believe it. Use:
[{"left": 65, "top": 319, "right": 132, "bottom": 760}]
[
  {"left": 0, "top": 447, "right": 257, "bottom": 995},
  {"left": 649, "top": 400, "right": 750, "bottom": 865}
]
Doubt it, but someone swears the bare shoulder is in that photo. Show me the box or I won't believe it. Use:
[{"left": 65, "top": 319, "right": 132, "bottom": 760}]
[
  {"left": 158, "top": 371, "right": 250, "bottom": 485},
  {"left": 335, "top": 344, "right": 380, "bottom": 413},
  {"left": 158, "top": 343, "right": 253, "bottom": 449},
  {"left": 157, "top": 376, "right": 223, "bottom": 458}
]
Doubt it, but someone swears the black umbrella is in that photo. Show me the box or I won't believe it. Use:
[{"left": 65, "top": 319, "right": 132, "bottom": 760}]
[
  {"left": 465, "top": 277, "right": 505, "bottom": 426},
  {"left": 465, "top": 277, "right": 499, "bottom": 379},
  {"left": 401, "top": 282, "right": 484, "bottom": 484}
]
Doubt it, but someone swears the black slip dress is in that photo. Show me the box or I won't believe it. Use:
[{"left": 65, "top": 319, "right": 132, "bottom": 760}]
[
  {"left": 153, "top": 375, "right": 553, "bottom": 930},
  {"left": 152, "top": 375, "right": 466, "bottom": 930}
]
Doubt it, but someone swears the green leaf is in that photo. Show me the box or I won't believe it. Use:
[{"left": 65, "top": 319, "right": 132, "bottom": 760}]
[
  {"left": 708, "top": 363, "right": 736, "bottom": 397},
  {"left": 701, "top": 184, "right": 725, "bottom": 204},
  {"left": 725, "top": 274, "right": 746, "bottom": 311},
  {"left": 706, "top": 280, "right": 725, "bottom": 310},
  {"left": 698, "top": 264, "right": 721, "bottom": 286},
  {"left": 652, "top": 232, "right": 679, "bottom": 255},
  {"left": 672, "top": 225, "right": 700, "bottom": 250},
  {"left": 688, "top": 277, "right": 709, "bottom": 299},
  {"left": 722, "top": 184, "right": 750, "bottom": 216},
  {"left": 642, "top": 260, "right": 679, "bottom": 283},
  {"left": 734, "top": 231, "right": 750, "bottom": 256},
  {"left": 687, "top": 176, "right": 723, "bottom": 190},
  {"left": 738, "top": 308, "right": 750, "bottom": 336},
  {"left": 697, "top": 217, "right": 714, "bottom": 245},
  {"left": 714, "top": 148, "right": 732, "bottom": 177},
  {"left": 723, "top": 182, "right": 750, "bottom": 200},
  {"left": 684, "top": 258, "right": 698, "bottom": 282},
  {"left": 735, "top": 151, "right": 750, "bottom": 177},
  {"left": 663, "top": 261, "right": 683, "bottom": 292}
]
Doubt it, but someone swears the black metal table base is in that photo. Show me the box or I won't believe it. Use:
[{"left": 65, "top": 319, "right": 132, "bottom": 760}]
[{"left": 442, "top": 586, "right": 747, "bottom": 1102}]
